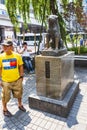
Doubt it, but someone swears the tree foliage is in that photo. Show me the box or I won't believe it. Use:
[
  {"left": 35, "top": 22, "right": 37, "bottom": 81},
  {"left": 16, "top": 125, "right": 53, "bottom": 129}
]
[
  {"left": 5, "top": 0, "right": 65, "bottom": 38},
  {"left": 5, "top": 0, "right": 83, "bottom": 44},
  {"left": 6, "top": 0, "right": 30, "bottom": 27},
  {"left": 60, "top": 0, "right": 83, "bottom": 24}
]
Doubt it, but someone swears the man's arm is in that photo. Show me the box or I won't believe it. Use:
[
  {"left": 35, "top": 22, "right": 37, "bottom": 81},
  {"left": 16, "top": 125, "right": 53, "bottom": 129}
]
[
  {"left": 0, "top": 67, "right": 2, "bottom": 86},
  {"left": 0, "top": 67, "right": 2, "bottom": 77},
  {"left": 19, "top": 65, "right": 24, "bottom": 79}
]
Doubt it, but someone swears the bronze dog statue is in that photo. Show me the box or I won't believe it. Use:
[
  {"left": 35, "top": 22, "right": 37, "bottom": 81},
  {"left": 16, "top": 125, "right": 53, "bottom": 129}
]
[{"left": 45, "top": 15, "right": 64, "bottom": 51}]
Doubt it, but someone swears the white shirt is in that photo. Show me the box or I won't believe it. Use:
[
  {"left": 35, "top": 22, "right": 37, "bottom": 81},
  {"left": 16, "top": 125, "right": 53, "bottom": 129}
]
[
  {"left": 39, "top": 42, "right": 44, "bottom": 51},
  {"left": 21, "top": 48, "right": 31, "bottom": 57}
]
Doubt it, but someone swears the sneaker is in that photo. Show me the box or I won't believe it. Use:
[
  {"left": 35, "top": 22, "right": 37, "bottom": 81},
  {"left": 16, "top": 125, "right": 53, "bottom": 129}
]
[
  {"left": 19, "top": 105, "right": 26, "bottom": 112},
  {"left": 30, "top": 70, "right": 35, "bottom": 74},
  {"left": 3, "top": 110, "right": 12, "bottom": 117}
]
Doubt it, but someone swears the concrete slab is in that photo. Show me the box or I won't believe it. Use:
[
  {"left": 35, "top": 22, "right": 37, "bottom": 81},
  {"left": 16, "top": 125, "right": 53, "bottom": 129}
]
[{"left": 29, "top": 80, "right": 79, "bottom": 118}]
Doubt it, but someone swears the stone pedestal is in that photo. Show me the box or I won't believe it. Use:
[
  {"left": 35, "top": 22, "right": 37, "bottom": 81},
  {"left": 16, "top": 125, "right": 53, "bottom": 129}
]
[
  {"left": 42, "top": 48, "right": 67, "bottom": 56},
  {"left": 28, "top": 51, "right": 79, "bottom": 117},
  {"left": 35, "top": 52, "right": 74, "bottom": 100},
  {"left": 29, "top": 80, "right": 79, "bottom": 118}
]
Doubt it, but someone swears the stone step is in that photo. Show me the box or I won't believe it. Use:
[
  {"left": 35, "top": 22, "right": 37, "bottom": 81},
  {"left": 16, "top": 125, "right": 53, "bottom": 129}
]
[{"left": 74, "top": 55, "right": 87, "bottom": 67}]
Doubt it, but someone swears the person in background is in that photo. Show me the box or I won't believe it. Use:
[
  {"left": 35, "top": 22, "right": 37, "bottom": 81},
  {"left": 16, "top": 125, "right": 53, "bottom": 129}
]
[
  {"left": 80, "top": 38, "right": 84, "bottom": 46},
  {"left": 0, "top": 41, "right": 26, "bottom": 117},
  {"left": 18, "top": 42, "right": 34, "bottom": 74},
  {"left": 39, "top": 41, "right": 45, "bottom": 54}
]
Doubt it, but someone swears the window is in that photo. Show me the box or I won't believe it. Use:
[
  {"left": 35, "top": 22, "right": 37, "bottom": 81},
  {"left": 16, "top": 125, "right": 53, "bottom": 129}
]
[{"left": 0, "top": 0, "right": 5, "bottom": 4}]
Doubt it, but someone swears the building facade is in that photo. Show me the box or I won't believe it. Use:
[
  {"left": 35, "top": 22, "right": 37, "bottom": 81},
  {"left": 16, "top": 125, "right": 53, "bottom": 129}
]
[
  {"left": 0, "top": 1, "right": 46, "bottom": 43},
  {"left": 0, "top": 0, "right": 15, "bottom": 43}
]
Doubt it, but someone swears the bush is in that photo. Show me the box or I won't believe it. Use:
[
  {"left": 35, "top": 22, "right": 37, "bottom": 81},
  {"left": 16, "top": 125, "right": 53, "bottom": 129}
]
[{"left": 68, "top": 46, "right": 87, "bottom": 55}]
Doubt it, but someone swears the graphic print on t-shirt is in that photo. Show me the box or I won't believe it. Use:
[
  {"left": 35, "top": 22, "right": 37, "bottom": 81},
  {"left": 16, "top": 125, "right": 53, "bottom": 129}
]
[{"left": 2, "top": 58, "right": 17, "bottom": 70}]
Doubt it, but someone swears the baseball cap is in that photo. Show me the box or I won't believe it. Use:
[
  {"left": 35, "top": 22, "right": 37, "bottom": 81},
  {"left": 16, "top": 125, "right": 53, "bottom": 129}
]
[{"left": 2, "top": 41, "right": 13, "bottom": 46}]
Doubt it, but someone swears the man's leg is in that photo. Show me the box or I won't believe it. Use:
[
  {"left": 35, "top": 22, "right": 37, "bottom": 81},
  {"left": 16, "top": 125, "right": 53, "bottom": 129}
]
[
  {"left": 2, "top": 100, "right": 12, "bottom": 117},
  {"left": 2, "top": 100, "right": 7, "bottom": 111},
  {"left": 24, "top": 59, "right": 30, "bottom": 72},
  {"left": 15, "top": 79, "right": 26, "bottom": 112},
  {"left": 1, "top": 81, "right": 12, "bottom": 116},
  {"left": 29, "top": 60, "right": 33, "bottom": 71},
  {"left": 18, "top": 98, "right": 22, "bottom": 107},
  {"left": 18, "top": 98, "right": 26, "bottom": 112},
  {"left": 22, "top": 57, "right": 29, "bottom": 72}
]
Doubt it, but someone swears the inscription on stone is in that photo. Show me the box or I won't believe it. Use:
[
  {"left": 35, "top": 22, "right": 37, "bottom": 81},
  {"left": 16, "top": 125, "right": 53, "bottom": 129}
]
[{"left": 45, "top": 61, "right": 50, "bottom": 78}]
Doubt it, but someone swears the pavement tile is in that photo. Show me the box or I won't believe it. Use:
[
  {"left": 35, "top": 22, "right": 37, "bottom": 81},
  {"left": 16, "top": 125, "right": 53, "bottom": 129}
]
[
  {"left": 0, "top": 67, "right": 87, "bottom": 130},
  {"left": 31, "top": 124, "right": 38, "bottom": 130},
  {"left": 36, "top": 127, "right": 43, "bottom": 130},
  {"left": 54, "top": 124, "right": 63, "bottom": 130},
  {"left": 44, "top": 121, "right": 52, "bottom": 129},
  {"left": 62, "top": 126, "right": 74, "bottom": 130},
  {"left": 73, "top": 123, "right": 87, "bottom": 130},
  {"left": 39, "top": 119, "right": 48, "bottom": 127},
  {"left": 49, "top": 122, "right": 58, "bottom": 130},
  {"left": 34, "top": 118, "right": 43, "bottom": 126}
]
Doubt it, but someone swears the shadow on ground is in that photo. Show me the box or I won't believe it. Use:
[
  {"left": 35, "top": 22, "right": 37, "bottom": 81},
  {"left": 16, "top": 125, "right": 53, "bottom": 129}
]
[
  {"left": 3, "top": 111, "right": 31, "bottom": 130},
  {"left": 66, "top": 91, "right": 83, "bottom": 128}
]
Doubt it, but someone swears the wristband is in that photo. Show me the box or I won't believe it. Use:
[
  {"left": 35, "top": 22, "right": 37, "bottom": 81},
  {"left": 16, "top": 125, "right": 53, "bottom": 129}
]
[{"left": 20, "top": 76, "right": 23, "bottom": 78}]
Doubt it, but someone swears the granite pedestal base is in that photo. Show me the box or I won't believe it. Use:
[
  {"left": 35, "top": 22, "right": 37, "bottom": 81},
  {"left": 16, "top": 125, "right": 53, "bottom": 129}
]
[
  {"left": 35, "top": 52, "right": 74, "bottom": 100},
  {"left": 29, "top": 80, "right": 79, "bottom": 118},
  {"left": 42, "top": 48, "right": 67, "bottom": 56}
]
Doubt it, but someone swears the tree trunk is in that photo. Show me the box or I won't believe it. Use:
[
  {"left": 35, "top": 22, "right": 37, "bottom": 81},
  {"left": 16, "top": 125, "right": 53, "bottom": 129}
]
[{"left": 50, "top": 0, "right": 57, "bottom": 14}]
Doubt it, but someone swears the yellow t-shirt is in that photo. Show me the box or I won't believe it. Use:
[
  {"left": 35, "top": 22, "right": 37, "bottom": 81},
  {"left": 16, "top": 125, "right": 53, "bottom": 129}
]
[{"left": 0, "top": 52, "right": 23, "bottom": 82}]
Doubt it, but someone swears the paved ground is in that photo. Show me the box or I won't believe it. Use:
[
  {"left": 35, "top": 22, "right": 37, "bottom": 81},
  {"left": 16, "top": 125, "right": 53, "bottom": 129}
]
[{"left": 0, "top": 67, "right": 87, "bottom": 130}]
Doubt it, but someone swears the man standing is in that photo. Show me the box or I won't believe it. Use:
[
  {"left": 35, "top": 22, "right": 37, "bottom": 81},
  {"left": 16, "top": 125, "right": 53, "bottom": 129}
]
[{"left": 0, "top": 41, "right": 26, "bottom": 117}]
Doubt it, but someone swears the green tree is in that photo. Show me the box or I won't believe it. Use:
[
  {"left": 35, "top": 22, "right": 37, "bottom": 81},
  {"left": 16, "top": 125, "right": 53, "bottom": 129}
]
[
  {"left": 5, "top": 0, "right": 66, "bottom": 40},
  {"left": 60, "top": 0, "right": 83, "bottom": 30},
  {"left": 5, "top": 0, "right": 83, "bottom": 47}
]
